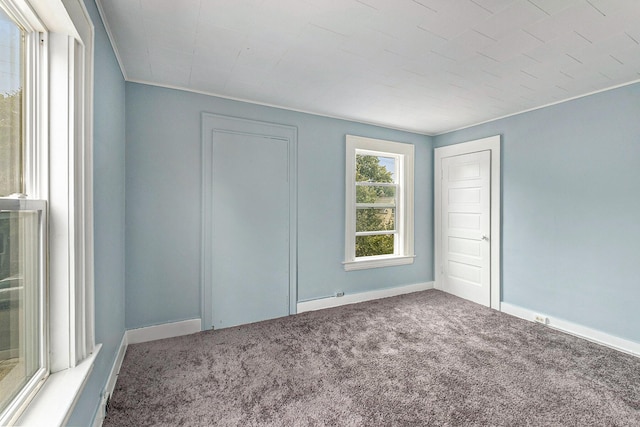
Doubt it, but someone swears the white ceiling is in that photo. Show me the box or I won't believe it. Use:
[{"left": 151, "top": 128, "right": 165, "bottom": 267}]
[{"left": 96, "top": 0, "right": 640, "bottom": 135}]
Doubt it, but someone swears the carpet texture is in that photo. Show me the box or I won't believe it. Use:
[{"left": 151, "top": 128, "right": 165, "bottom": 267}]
[{"left": 104, "top": 290, "right": 640, "bottom": 426}]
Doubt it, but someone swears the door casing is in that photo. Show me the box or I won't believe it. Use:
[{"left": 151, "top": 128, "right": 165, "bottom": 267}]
[
  {"left": 201, "top": 113, "right": 298, "bottom": 330},
  {"left": 434, "top": 135, "right": 501, "bottom": 310}
]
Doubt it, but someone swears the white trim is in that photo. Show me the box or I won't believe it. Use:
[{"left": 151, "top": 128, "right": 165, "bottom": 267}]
[
  {"left": 126, "top": 319, "right": 202, "bottom": 345},
  {"left": 94, "top": 0, "right": 127, "bottom": 80},
  {"left": 104, "top": 335, "right": 127, "bottom": 407},
  {"left": 47, "top": 0, "right": 95, "bottom": 372},
  {"left": 435, "top": 78, "right": 640, "bottom": 136},
  {"left": 1, "top": 0, "right": 46, "bottom": 32},
  {"left": 434, "top": 135, "right": 501, "bottom": 309},
  {"left": 92, "top": 334, "right": 128, "bottom": 427},
  {"left": 343, "top": 255, "right": 415, "bottom": 271},
  {"left": 95, "top": 67, "right": 640, "bottom": 138},
  {"left": 16, "top": 344, "right": 101, "bottom": 427},
  {"left": 297, "top": 282, "right": 434, "bottom": 314},
  {"left": 501, "top": 303, "right": 640, "bottom": 358},
  {"left": 62, "top": 0, "right": 97, "bottom": 358},
  {"left": 0, "top": 0, "right": 96, "bottom": 423},
  {"left": 344, "top": 135, "right": 415, "bottom": 270},
  {"left": 126, "top": 77, "right": 432, "bottom": 136},
  {"left": 47, "top": 31, "right": 76, "bottom": 371}
]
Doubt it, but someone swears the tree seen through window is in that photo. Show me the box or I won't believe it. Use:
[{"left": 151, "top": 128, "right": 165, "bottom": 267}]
[{"left": 355, "top": 154, "right": 397, "bottom": 257}]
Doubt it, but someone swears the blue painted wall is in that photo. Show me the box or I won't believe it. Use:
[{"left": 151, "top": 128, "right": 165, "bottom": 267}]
[
  {"left": 65, "top": 5, "right": 640, "bottom": 422},
  {"left": 125, "top": 83, "right": 434, "bottom": 329},
  {"left": 67, "top": 1, "right": 126, "bottom": 425},
  {"left": 434, "top": 82, "right": 640, "bottom": 343}
]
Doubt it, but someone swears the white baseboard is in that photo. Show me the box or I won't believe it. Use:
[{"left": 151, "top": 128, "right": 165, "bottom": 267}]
[
  {"left": 500, "top": 302, "right": 640, "bottom": 358},
  {"left": 93, "top": 334, "right": 128, "bottom": 427},
  {"left": 297, "top": 281, "right": 435, "bottom": 314},
  {"left": 93, "top": 319, "right": 202, "bottom": 426},
  {"left": 126, "top": 318, "right": 202, "bottom": 345}
]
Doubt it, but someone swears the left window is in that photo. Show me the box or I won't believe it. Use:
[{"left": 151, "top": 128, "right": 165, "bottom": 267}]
[
  {"left": 1, "top": 0, "right": 95, "bottom": 422},
  {"left": 0, "top": 2, "right": 23, "bottom": 196},
  {"left": 0, "top": 2, "right": 47, "bottom": 422}
]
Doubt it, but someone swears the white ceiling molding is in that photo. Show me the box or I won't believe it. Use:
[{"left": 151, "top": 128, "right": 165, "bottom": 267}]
[{"left": 95, "top": 0, "right": 640, "bottom": 135}]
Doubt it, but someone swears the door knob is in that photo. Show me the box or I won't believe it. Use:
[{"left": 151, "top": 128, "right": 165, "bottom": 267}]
[{"left": 482, "top": 235, "right": 489, "bottom": 241}]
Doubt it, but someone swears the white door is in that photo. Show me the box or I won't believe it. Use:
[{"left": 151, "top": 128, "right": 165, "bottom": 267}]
[{"left": 441, "top": 151, "right": 491, "bottom": 306}]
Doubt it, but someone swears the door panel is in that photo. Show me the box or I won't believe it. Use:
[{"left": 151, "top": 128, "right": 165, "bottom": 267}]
[
  {"left": 441, "top": 151, "right": 491, "bottom": 306},
  {"left": 211, "top": 131, "right": 290, "bottom": 329}
]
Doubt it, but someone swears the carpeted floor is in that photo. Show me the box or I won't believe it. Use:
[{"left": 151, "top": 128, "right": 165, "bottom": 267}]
[{"left": 104, "top": 290, "right": 640, "bottom": 426}]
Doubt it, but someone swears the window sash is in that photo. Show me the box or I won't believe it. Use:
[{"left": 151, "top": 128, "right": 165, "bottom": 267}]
[
  {"left": 355, "top": 182, "right": 396, "bottom": 187},
  {"left": 353, "top": 155, "right": 401, "bottom": 258},
  {"left": 0, "top": 198, "right": 48, "bottom": 424},
  {"left": 1, "top": 0, "right": 95, "bottom": 422},
  {"left": 345, "top": 135, "right": 415, "bottom": 270},
  {"left": 0, "top": 3, "right": 48, "bottom": 422},
  {"left": 355, "top": 171, "right": 399, "bottom": 241},
  {"left": 356, "top": 230, "right": 397, "bottom": 236},
  {"left": 356, "top": 203, "right": 396, "bottom": 209},
  {"left": 355, "top": 205, "right": 397, "bottom": 235}
]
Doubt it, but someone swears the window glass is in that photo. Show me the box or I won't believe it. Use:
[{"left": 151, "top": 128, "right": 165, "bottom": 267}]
[
  {"left": 356, "top": 208, "right": 395, "bottom": 232},
  {"left": 0, "top": 210, "right": 40, "bottom": 414},
  {"left": 356, "top": 154, "right": 395, "bottom": 183},
  {"left": 354, "top": 153, "right": 398, "bottom": 257},
  {"left": 345, "top": 135, "right": 414, "bottom": 270},
  {"left": 356, "top": 185, "right": 396, "bottom": 204},
  {"left": 1, "top": 0, "right": 95, "bottom": 422},
  {"left": 0, "top": 6, "right": 23, "bottom": 197},
  {"left": 0, "top": 6, "right": 41, "bottom": 418},
  {"left": 356, "top": 235, "right": 395, "bottom": 257}
]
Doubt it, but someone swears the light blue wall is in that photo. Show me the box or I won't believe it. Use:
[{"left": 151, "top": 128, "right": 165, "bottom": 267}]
[
  {"left": 67, "top": 1, "right": 126, "bottom": 425},
  {"left": 434, "top": 82, "right": 640, "bottom": 343},
  {"left": 125, "top": 83, "right": 433, "bottom": 329}
]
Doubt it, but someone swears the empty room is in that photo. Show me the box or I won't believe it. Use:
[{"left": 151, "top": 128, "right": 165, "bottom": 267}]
[{"left": 1, "top": 0, "right": 639, "bottom": 426}]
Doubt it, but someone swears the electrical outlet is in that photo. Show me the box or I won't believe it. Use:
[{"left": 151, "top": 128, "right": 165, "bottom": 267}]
[
  {"left": 534, "top": 314, "right": 549, "bottom": 325},
  {"left": 336, "top": 291, "right": 344, "bottom": 297}
]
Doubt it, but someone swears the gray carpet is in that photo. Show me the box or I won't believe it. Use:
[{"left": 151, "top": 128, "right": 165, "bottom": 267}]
[{"left": 104, "top": 290, "right": 640, "bottom": 426}]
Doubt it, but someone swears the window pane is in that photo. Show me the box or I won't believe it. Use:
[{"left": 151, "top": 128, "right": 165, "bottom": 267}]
[
  {"left": 0, "top": 7, "right": 23, "bottom": 197},
  {"left": 356, "top": 234, "right": 394, "bottom": 257},
  {"left": 0, "top": 210, "right": 40, "bottom": 414},
  {"left": 356, "top": 208, "right": 395, "bottom": 232},
  {"left": 356, "top": 154, "right": 395, "bottom": 183},
  {"left": 356, "top": 185, "right": 396, "bottom": 204}
]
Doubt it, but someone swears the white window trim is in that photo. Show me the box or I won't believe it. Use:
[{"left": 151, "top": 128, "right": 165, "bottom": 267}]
[
  {"left": 0, "top": 0, "right": 96, "bottom": 424},
  {"left": 344, "top": 135, "right": 415, "bottom": 271}
]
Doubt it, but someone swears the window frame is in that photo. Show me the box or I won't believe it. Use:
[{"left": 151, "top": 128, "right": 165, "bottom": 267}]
[
  {"left": 0, "top": 200, "right": 48, "bottom": 424},
  {"left": 354, "top": 150, "right": 400, "bottom": 254},
  {"left": 0, "top": 2, "right": 49, "bottom": 422},
  {"left": 0, "top": 0, "right": 97, "bottom": 424},
  {"left": 344, "top": 135, "right": 415, "bottom": 271}
]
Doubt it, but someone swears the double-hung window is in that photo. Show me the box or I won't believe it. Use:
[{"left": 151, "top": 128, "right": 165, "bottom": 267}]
[
  {"left": 344, "top": 135, "right": 415, "bottom": 271},
  {"left": 0, "top": 0, "right": 96, "bottom": 424},
  {"left": 0, "top": 3, "right": 48, "bottom": 420}
]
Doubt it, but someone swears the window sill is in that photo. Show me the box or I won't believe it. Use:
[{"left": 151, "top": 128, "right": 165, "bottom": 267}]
[
  {"left": 343, "top": 255, "right": 415, "bottom": 271},
  {"left": 16, "top": 344, "right": 101, "bottom": 426}
]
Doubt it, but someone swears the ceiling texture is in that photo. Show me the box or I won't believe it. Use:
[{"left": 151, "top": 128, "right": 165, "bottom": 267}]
[{"left": 96, "top": 0, "right": 640, "bottom": 135}]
